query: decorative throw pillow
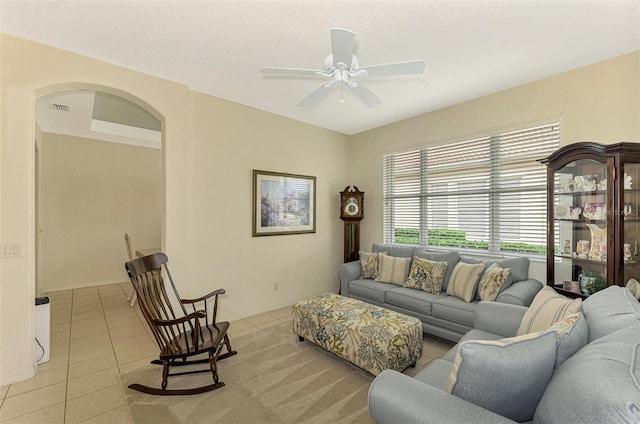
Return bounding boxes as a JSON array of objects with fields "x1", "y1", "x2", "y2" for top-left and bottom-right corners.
[
  {"x1": 359, "y1": 251, "x2": 385, "y2": 280},
  {"x1": 403, "y1": 256, "x2": 448, "y2": 294},
  {"x1": 446, "y1": 330, "x2": 558, "y2": 422},
  {"x1": 516, "y1": 286, "x2": 582, "y2": 336},
  {"x1": 446, "y1": 262, "x2": 485, "y2": 302},
  {"x1": 375, "y1": 255, "x2": 411, "y2": 285},
  {"x1": 547, "y1": 312, "x2": 589, "y2": 369},
  {"x1": 413, "y1": 250, "x2": 460, "y2": 291},
  {"x1": 476, "y1": 263, "x2": 512, "y2": 301}
]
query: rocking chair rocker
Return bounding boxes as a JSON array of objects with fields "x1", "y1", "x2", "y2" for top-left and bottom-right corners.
[{"x1": 125, "y1": 253, "x2": 237, "y2": 395}]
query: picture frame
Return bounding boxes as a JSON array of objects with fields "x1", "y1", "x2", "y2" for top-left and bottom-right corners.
[{"x1": 252, "y1": 170, "x2": 316, "y2": 237}]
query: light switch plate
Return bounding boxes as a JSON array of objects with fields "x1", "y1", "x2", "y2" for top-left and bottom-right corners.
[{"x1": 1, "y1": 243, "x2": 23, "y2": 258}]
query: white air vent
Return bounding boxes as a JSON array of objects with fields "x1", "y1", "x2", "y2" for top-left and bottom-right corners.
[{"x1": 49, "y1": 103, "x2": 71, "y2": 112}]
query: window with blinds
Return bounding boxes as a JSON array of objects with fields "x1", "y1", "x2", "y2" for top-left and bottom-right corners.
[{"x1": 383, "y1": 122, "x2": 559, "y2": 256}]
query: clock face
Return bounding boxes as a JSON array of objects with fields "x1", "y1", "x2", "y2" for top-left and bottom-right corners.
[
  {"x1": 340, "y1": 188, "x2": 364, "y2": 221},
  {"x1": 344, "y1": 196, "x2": 359, "y2": 216}
]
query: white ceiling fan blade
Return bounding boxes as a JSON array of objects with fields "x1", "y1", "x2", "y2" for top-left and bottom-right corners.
[
  {"x1": 348, "y1": 82, "x2": 382, "y2": 108},
  {"x1": 330, "y1": 28, "x2": 355, "y2": 69},
  {"x1": 297, "y1": 81, "x2": 337, "y2": 109},
  {"x1": 358, "y1": 60, "x2": 426, "y2": 78},
  {"x1": 260, "y1": 67, "x2": 326, "y2": 77}
]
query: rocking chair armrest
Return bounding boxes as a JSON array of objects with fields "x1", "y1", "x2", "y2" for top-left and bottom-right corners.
[
  {"x1": 181, "y1": 288, "x2": 226, "y2": 304},
  {"x1": 153, "y1": 310, "x2": 206, "y2": 327}
]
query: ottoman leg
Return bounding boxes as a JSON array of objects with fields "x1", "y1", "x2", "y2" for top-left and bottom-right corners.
[{"x1": 298, "y1": 336, "x2": 305, "y2": 342}]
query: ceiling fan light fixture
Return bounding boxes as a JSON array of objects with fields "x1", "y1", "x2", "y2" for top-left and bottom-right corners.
[{"x1": 260, "y1": 28, "x2": 425, "y2": 108}]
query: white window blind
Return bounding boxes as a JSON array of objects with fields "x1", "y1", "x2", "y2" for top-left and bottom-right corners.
[{"x1": 383, "y1": 122, "x2": 559, "y2": 256}]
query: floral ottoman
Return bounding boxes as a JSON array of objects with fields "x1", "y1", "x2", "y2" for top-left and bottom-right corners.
[{"x1": 292, "y1": 293, "x2": 423, "y2": 376}]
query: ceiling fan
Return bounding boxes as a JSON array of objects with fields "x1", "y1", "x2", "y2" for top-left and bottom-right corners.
[{"x1": 259, "y1": 28, "x2": 426, "y2": 108}]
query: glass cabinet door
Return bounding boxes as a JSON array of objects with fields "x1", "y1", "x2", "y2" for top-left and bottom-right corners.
[
  {"x1": 622, "y1": 161, "x2": 640, "y2": 286},
  {"x1": 541, "y1": 142, "x2": 640, "y2": 298},
  {"x1": 553, "y1": 159, "x2": 608, "y2": 296}
]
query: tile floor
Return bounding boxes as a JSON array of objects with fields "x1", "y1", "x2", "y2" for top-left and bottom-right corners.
[{"x1": 0, "y1": 282, "x2": 292, "y2": 424}]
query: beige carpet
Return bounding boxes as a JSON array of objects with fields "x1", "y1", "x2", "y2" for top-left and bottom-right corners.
[{"x1": 119, "y1": 321, "x2": 453, "y2": 424}]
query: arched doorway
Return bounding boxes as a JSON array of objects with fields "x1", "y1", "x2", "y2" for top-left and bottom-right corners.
[{"x1": 34, "y1": 86, "x2": 164, "y2": 294}]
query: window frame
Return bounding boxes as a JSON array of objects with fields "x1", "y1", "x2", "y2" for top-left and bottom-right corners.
[{"x1": 382, "y1": 122, "x2": 560, "y2": 258}]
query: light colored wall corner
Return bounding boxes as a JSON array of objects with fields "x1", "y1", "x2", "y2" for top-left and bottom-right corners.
[
  {"x1": 39, "y1": 133, "x2": 161, "y2": 291},
  {"x1": 0, "y1": 33, "x2": 189, "y2": 385},
  {"x1": 187, "y1": 92, "x2": 349, "y2": 321},
  {"x1": 348, "y1": 51, "x2": 640, "y2": 265}
]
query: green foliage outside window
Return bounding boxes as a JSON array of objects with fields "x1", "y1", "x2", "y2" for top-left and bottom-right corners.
[
  {"x1": 393, "y1": 227, "x2": 546, "y2": 255},
  {"x1": 394, "y1": 227, "x2": 421, "y2": 244}
]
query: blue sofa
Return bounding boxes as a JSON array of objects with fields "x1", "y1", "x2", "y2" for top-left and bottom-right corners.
[
  {"x1": 368, "y1": 285, "x2": 640, "y2": 423},
  {"x1": 338, "y1": 243, "x2": 543, "y2": 343}
]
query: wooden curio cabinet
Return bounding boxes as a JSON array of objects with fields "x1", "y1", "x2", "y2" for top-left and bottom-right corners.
[{"x1": 539, "y1": 142, "x2": 640, "y2": 298}]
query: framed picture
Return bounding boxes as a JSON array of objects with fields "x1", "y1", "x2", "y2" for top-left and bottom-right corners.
[{"x1": 252, "y1": 170, "x2": 316, "y2": 236}]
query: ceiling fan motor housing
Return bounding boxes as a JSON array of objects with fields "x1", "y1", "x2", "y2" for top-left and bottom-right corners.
[
  {"x1": 259, "y1": 28, "x2": 425, "y2": 108},
  {"x1": 323, "y1": 54, "x2": 360, "y2": 72}
]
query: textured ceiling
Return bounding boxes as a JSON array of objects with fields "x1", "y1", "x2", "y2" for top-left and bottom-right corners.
[{"x1": 2, "y1": 0, "x2": 639, "y2": 135}]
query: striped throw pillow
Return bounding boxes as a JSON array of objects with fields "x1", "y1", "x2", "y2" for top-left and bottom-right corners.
[
  {"x1": 516, "y1": 287, "x2": 582, "y2": 336},
  {"x1": 446, "y1": 262, "x2": 485, "y2": 302},
  {"x1": 375, "y1": 255, "x2": 411, "y2": 285}
]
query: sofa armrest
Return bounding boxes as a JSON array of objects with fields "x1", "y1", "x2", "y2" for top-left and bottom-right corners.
[
  {"x1": 496, "y1": 278, "x2": 543, "y2": 307},
  {"x1": 368, "y1": 370, "x2": 516, "y2": 424},
  {"x1": 338, "y1": 261, "x2": 361, "y2": 297},
  {"x1": 473, "y1": 301, "x2": 528, "y2": 338}
]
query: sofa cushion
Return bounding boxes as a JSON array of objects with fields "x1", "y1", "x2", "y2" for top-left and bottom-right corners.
[
  {"x1": 413, "y1": 250, "x2": 460, "y2": 290},
  {"x1": 375, "y1": 255, "x2": 411, "y2": 285},
  {"x1": 493, "y1": 257, "x2": 529, "y2": 283},
  {"x1": 372, "y1": 243, "x2": 415, "y2": 258},
  {"x1": 431, "y1": 296, "x2": 478, "y2": 327},
  {"x1": 476, "y1": 263, "x2": 512, "y2": 301},
  {"x1": 349, "y1": 280, "x2": 395, "y2": 304},
  {"x1": 446, "y1": 330, "x2": 558, "y2": 422},
  {"x1": 533, "y1": 324, "x2": 640, "y2": 424},
  {"x1": 385, "y1": 287, "x2": 443, "y2": 316},
  {"x1": 413, "y1": 359, "x2": 454, "y2": 391},
  {"x1": 517, "y1": 287, "x2": 582, "y2": 336},
  {"x1": 403, "y1": 257, "x2": 448, "y2": 294},
  {"x1": 359, "y1": 251, "x2": 385, "y2": 280},
  {"x1": 582, "y1": 285, "x2": 640, "y2": 342},
  {"x1": 446, "y1": 262, "x2": 485, "y2": 302},
  {"x1": 461, "y1": 255, "x2": 529, "y2": 284}
]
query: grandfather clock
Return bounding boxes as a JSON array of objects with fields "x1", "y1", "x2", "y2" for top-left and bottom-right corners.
[{"x1": 340, "y1": 186, "x2": 364, "y2": 263}]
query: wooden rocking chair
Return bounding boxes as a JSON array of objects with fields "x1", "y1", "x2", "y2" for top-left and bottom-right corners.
[{"x1": 125, "y1": 252, "x2": 237, "y2": 395}]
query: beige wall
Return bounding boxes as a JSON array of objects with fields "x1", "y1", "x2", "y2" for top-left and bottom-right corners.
[
  {"x1": 188, "y1": 93, "x2": 349, "y2": 317},
  {"x1": 39, "y1": 133, "x2": 162, "y2": 291},
  {"x1": 348, "y1": 51, "x2": 640, "y2": 283},
  {"x1": 0, "y1": 33, "x2": 347, "y2": 385}
]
